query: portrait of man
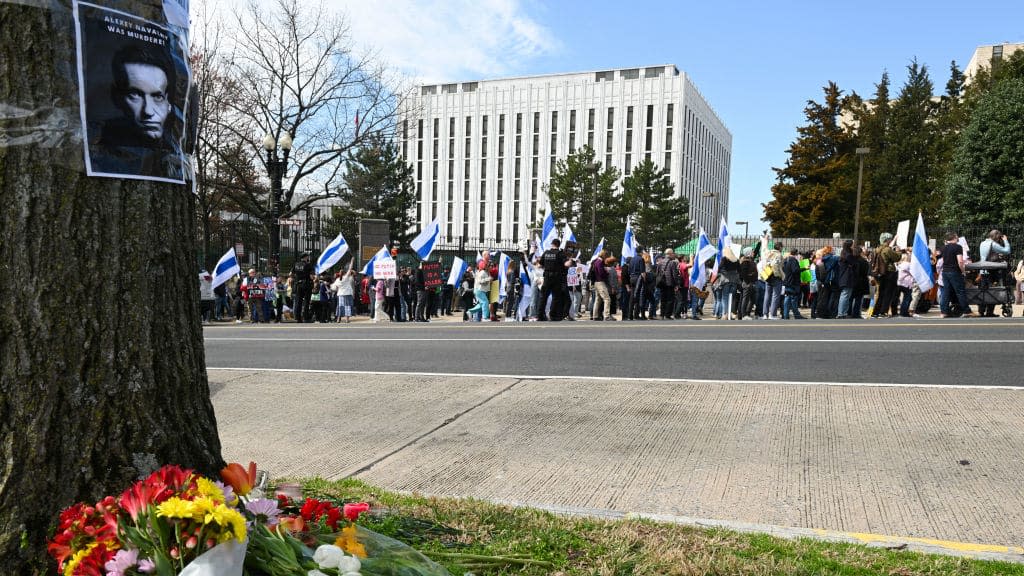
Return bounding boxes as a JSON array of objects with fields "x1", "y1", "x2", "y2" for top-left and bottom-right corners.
[{"x1": 76, "y1": 3, "x2": 189, "y2": 183}]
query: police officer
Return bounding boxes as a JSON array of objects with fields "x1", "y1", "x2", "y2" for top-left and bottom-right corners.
[
  {"x1": 291, "y1": 252, "x2": 315, "y2": 322},
  {"x1": 537, "y1": 239, "x2": 573, "y2": 321}
]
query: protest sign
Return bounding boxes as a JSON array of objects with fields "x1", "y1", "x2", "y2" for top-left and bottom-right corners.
[{"x1": 422, "y1": 261, "x2": 443, "y2": 288}]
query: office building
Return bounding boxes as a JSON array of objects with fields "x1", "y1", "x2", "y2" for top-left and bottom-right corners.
[{"x1": 400, "y1": 65, "x2": 731, "y2": 248}]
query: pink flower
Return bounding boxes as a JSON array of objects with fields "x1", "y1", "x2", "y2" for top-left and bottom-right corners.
[
  {"x1": 138, "y1": 558, "x2": 156, "y2": 573},
  {"x1": 342, "y1": 502, "x2": 370, "y2": 522},
  {"x1": 245, "y1": 498, "x2": 282, "y2": 526},
  {"x1": 104, "y1": 548, "x2": 139, "y2": 576}
]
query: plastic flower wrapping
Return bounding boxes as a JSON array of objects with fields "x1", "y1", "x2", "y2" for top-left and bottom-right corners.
[{"x1": 48, "y1": 462, "x2": 450, "y2": 576}]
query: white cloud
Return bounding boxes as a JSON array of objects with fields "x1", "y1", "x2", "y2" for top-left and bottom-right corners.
[{"x1": 337, "y1": 0, "x2": 558, "y2": 83}]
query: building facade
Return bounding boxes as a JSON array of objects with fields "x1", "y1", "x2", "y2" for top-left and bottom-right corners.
[
  {"x1": 964, "y1": 42, "x2": 1024, "y2": 83},
  {"x1": 400, "y1": 65, "x2": 731, "y2": 249}
]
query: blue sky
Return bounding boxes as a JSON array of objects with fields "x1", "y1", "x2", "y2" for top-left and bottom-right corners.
[{"x1": 339, "y1": 0, "x2": 1024, "y2": 233}]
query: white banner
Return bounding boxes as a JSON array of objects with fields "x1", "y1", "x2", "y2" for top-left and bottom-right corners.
[{"x1": 374, "y1": 259, "x2": 397, "y2": 279}]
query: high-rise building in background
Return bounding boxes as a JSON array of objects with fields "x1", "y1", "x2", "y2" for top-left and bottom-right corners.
[
  {"x1": 400, "y1": 65, "x2": 731, "y2": 249},
  {"x1": 964, "y1": 42, "x2": 1024, "y2": 83}
]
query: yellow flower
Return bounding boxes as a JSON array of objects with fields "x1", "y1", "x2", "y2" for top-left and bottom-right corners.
[
  {"x1": 195, "y1": 477, "x2": 226, "y2": 504},
  {"x1": 192, "y1": 497, "x2": 218, "y2": 523},
  {"x1": 156, "y1": 497, "x2": 194, "y2": 519},
  {"x1": 208, "y1": 504, "x2": 247, "y2": 543},
  {"x1": 63, "y1": 542, "x2": 98, "y2": 576},
  {"x1": 334, "y1": 525, "x2": 367, "y2": 558}
]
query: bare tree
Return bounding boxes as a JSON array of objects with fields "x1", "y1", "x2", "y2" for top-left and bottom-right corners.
[{"x1": 207, "y1": 0, "x2": 405, "y2": 269}]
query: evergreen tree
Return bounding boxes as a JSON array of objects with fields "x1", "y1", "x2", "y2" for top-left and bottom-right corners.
[
  {"x1": 941, "y1": 78, "x2": 1024, "y2": 226},
  {"x1": 853, "y1": 71, "x2": 891, "y2": 237},
  {"x1": 338, "y1": 134, "x2": 416, "y2": 246},
  {"x1": 621, "y1": 159, "x2": 691, "y2": 250},
  {"x1": 763, "y1": 82, "x2": 857, "y2": 236},
  {"x1": 868, "y1": 60, "x2": 941, "y2": 231},
  {"x1": 544, "y1": 145, "x2": 622, "y2": 253},
  {"x1": 932, "y1": 61, "x2": 968, "y2": 199}
]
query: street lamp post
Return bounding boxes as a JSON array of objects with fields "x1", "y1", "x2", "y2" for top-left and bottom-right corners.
[
  {"x1": 735, "y1": 220, "x2": 749, "y2": 240},
  {"x1": 854, "y1": 147, "x2": 870, "y2": 245},
  {"x1": 586, "y1": 161, "x2": 601, "y2": 255},
  {"x1": 263, "y1": 132, "x2": 293, "y2": 274}
]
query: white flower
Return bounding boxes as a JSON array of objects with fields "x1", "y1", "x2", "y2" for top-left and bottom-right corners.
[
  {"x1": 308, "y1": 571, "x2": 328, "y2": 576},
  {"x1": 341, "y1": 572, "x2": 361, "y2": 576},
  {"x1": 312, "y1": 545, "x2": 344, "y2": 569},
  {"x1": 337, "y1": 555, "x2": 362, "y2": 573}
]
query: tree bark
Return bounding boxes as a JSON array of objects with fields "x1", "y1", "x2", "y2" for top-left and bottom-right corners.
[{"x1": 0, "y1": 2, "x2": 223, "y2": 573}]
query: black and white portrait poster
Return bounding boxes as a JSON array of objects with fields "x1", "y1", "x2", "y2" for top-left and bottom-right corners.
[{"x1": 74, "y1": 2, "x2": 190, "y2": 184}]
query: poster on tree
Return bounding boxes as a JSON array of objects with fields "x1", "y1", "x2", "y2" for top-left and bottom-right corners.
[{"x1": 74, "y1": 1, "x2": 190, "y2": 183}]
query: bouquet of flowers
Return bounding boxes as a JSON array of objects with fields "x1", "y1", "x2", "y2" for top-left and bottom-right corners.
[
  {"x1": 49, "y1": 462, "x2": 450, "y2": 576},
  {"x1": 48, "y1": 464, "x2": 248, "y2": 576}
]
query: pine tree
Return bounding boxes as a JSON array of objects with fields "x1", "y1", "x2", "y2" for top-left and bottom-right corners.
[
  {"x1": 763, "y1": 82, "x2": 857, "y2": 236},
  {"x1": 338, "y1": 134, "x2": 416, "y2": 246},
  {"x1": 621, "y1": 159, "x2": 691, "y2": 250},
  {"x1": 543, "y1": 145, "x2": 622, "y2": 254},
  {"x1": 868, "y1": 60, "x2": 941, "y2": 232},
  {"x1": 941, "y1": 78, "x2": 1024, "y2": 226}
]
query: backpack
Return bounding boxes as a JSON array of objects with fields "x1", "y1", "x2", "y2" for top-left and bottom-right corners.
[{"x1": 869, "y1": 250, "x2": 887, "y2": 278}]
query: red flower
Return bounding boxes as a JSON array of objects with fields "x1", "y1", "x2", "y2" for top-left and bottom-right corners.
[
  {"x1": 299, "y1": 498, "x2": 343, "y2": 530},
  {"x1": 220, "y1": 462, "x2": 257, "y2": 496},
  {"x1": 119, "y1": 480, "x2": 162, "y2": 521},
  {"x1": 343, "y1": 502, "x2": 370, "y2": 522}
]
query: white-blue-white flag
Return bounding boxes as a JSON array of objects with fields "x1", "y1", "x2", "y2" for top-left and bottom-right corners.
[
  {"x1": 690, "y1": 228, "x2": 716, "y2": 290},
  {"x1": 517, "y1": 263, "x2": 533, "y2": 320},
  {"x1": 211, "y1": 247, "x2": 240, "y2": 289},
  {"x1": 498, "y1": 252, "x2": 511, "y2": 300},
  {"x1": 410, "y1": 218, "x2": 441, "y2": 260},
  {"x1": 562, "y1": 223, "x2": 576, "y2": 245},
  {"x1": 910, "y1": 212, "x2": 935, "y2": 292},
  {"x1": 316, "y1": 232, "x2": 349, "y2": 274},
  {"x1": 541, "y1": 204, "x2": 558, "y2": 250},
  {"x1": 622, "y1": 218, "x2": 637, "y2": 263},
  {"x1": 712, "y1": 217, "x2": 731, "y2": 276},
  {"x1": 589, "y1": 237, "x2": 606, "y2": 263},
  {"x1": 447, "y1": 257, "x2": 468, "y2": 286},
  {"x1": 360, "y1": 245, "x2": 390, "y2": 276}
]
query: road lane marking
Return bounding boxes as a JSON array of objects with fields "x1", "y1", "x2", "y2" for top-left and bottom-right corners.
[
  {"x1": 206, "y1": 367, "x2": 1024, "y2": 390},
  {"x1": 205, "y1": 337, "x2": 1024, "y2": 344}
]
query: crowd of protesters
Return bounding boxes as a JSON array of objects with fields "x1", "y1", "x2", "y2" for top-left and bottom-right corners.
[{"x1": 198, "y1": 229, "x2": 1020, "y2": 324}]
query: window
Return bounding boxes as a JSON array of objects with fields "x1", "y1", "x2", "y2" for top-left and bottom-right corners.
[
  {"x1": 993, "y1": 45, "x2": 1004, "y2": 59},
  {"x1": 418, "y1": 119, "x2": 424, "y2": 138},
  {"x1": 461, "y1": 82, "x2": 478, "y2": 92},
  {"x1": 481, "y1": 137, "x2": 487, "y2": 157},
  {"x1": 482, "y1": 115, "x2": 488, "y2": 136},
  {"x1": 465, "y1": 117, "x2": 471, "y2": 137},
  {"x1": 587, "y1": 108, "x2": 595, "y2": 131},
  {"x1": 533, "y1": 112, "x2": 540, "y2": 133},
  {"x1": 499, "y1": 114, "x2": 505, "y2": 135},
  {"x1": 666, "y1": 104, "x2": 674, "y2": 126},
  {"x1": 441, "y1": 83, "x2": 457, "y2": 94},
  {"x1": 646, "y1": 105, "x2": 654, "y2": 128},
  {"x1": 620, "y1": 68, "x2": 639, "y2": 80},
  {"x1": 626, "y1": 106, "x2": 633, "y2": 129},
  {"x1": 516, "y1": 113, "x2": 522, "y2": 134},
  {"x1": 421, "y1": 85, "x2": 436, "y2": 95},
  {"x1": 551, "y1": 111, "x2": 558, "y2": 130},
  {"x1": 625, "y1": 154, "x2": 631, "y2": 175},
  {"x1": 515, "y1": 136, "x2": 522, "y2": 156},
  {"x1": 644, "y1": 66, "x2": 664, "y2": 78},
  {"x1": 569, "y1": 110, "x2": 576, "y2": 132},
  {"x1": 665, "y1": 127, "x2": 673, "y2": 150},
  {"x1": 607, "y1": 107, "x2": 614, "y2": 128},
  {"x1": 594, "y1": 70, "x2": 615, "y2": 82},
  {"x1": 449, "y1": 117, "x2": 456, "y2": 136}
]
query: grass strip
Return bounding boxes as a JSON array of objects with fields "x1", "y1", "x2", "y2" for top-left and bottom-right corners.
[{"x1": 287, "y1": 476, "x2": 1024, "y2": 575}]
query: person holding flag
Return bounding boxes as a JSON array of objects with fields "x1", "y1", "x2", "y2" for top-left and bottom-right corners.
[{"x1": 689, "y1": 228, "x2": 717, "y2": 320}]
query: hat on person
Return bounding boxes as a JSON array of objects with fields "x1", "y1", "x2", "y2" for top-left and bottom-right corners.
[{"x1": 879, "y1": 232, "x2": 893, "y2": 244}]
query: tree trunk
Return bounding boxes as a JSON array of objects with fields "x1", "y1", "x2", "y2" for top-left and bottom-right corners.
[{"x1": 0, "y1": 3, "x2": 223, "y2": 573}]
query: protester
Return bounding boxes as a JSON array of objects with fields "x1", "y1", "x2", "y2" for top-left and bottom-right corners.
[
  {"x1": 291, "y1": 253, "x2": 315, "y2": 323},
  {"x1": 372, "y1": 277, "x2": 387, "y2": 323},
  {"x1": 738, "y1": 248, "x2": 758, "y2": 320},
  {"x1": 782, "y1": 248, "x2": 806, "y2": 319},
  {"x1": 538, "y1": 239, "x2": 571, "y2": 321},
  {"x1": 657, "y1": 249, "x2": 680, "y2": 319},
  {"x1": 198, "y1": 269, "x2": 214, "y2": 323},
  {"x1": 978, "y1": 229, "x2": 1011, "y2": 317},
  {"x1": 718, "y1": 248, "x2": 740, "y2": 320},
  {"x1": 939, "y1": 232, "x2": 975, "y2": 318},
  {"x1": 870, "y1": 233, "x2": 900, "y2": 318},
  {"x1": 467, "y1": 262, "x2": 491, "y2": 321}
]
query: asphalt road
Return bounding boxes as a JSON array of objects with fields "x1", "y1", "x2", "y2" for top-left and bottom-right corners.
[{"x1": 203, "y1": 318, "x2": 1024, "y2": 387}]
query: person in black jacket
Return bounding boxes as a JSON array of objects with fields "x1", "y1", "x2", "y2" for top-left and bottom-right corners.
[
  {"x1": 737, "y1": 249, "x2": 758, "y2": 320},
  {"x1": 538, "y1": 239, "x2": 572, "y2": 321},
  {"x1": 836, "y1": 239, "x2": 856, "y2": 318},
  {"x1": 782, "y1": 248, "x2": 806, "y2": 319}
]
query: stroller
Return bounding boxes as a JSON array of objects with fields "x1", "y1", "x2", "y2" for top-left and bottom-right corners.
[{"x1": 965, "y1": 261, "x2": 1013, "y2": 317}]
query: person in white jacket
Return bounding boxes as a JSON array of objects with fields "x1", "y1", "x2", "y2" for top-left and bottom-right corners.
[{"x1": 331, "y1": 269, "x2": 357, "y2": 323}]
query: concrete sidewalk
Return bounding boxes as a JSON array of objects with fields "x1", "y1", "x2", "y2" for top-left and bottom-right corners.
[{"x1": 210, "y1": 369, "x2": 1024, "y2": 560}]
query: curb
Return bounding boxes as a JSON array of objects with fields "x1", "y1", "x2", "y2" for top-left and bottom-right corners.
[{"x1": 464, "y1": 497, "x2": 1024, "y2": 564}]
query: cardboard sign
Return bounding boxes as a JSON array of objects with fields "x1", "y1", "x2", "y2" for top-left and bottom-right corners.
[
  {"x1": 567, "y1": 267, "x2": 580, "y2": 287},
  {"x1": 895, "y1": 220, "x2": 910, "y2": 250},
  {"x1": 374, "y1": 259, "x2": 397, "y2": 279},
  {"x1": 422, "y1": 261, "x2": 443, "y2": 288}
]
